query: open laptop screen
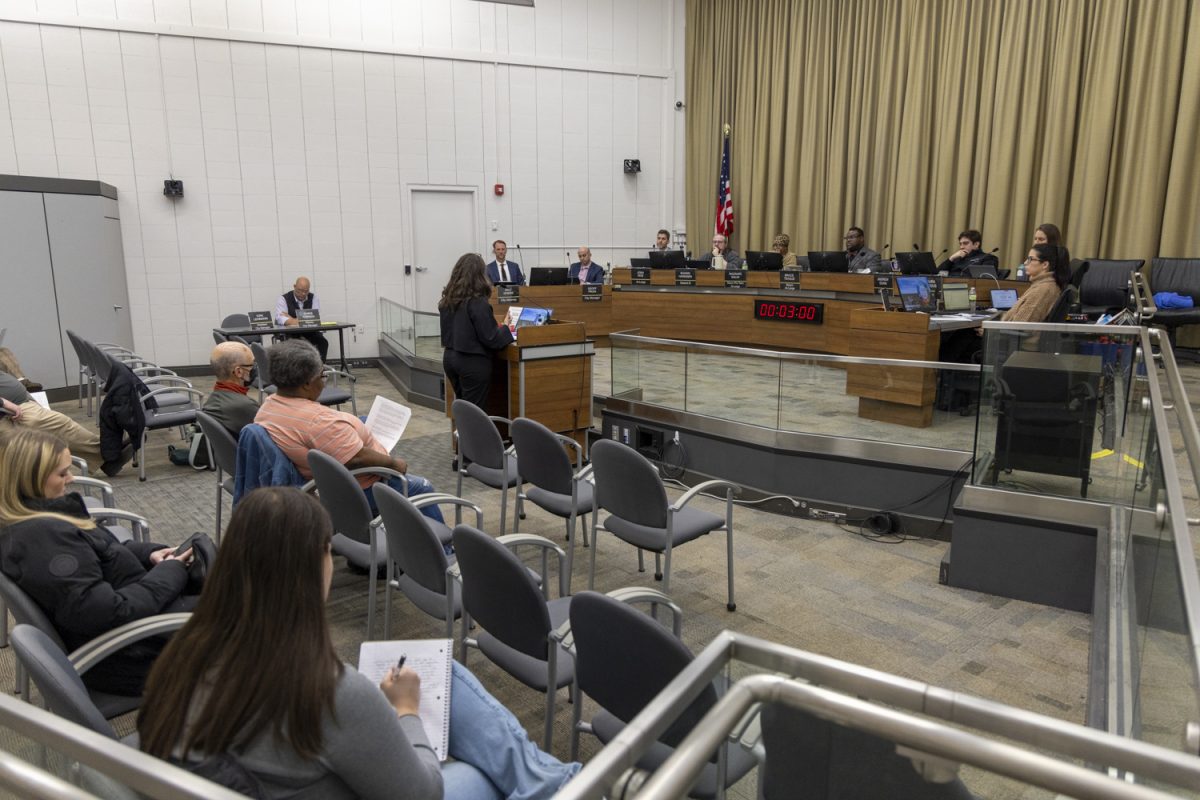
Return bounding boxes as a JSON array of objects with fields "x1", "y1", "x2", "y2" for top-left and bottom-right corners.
[
  {"x1": 896, "y1": 276, "x2": 936, "y2": 313},
  {"x1": 990, "y1": 289, "x2": 1018, "y2": 310}
]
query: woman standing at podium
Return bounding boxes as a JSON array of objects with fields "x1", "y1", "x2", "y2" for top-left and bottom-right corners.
[{"x1": 439, "y1": 253, "x2": 514, "y2": 408}]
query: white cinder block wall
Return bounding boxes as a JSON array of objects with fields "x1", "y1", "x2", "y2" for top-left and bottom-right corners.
[{"x1": 0, "y1": 0, "x2": 686, "y2": 366}]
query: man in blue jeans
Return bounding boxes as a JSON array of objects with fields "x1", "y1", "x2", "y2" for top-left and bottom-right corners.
[{"x1": 255, "y1": 340, "x2": 445, "y2": 525}]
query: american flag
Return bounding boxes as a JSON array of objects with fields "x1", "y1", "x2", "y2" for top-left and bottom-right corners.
[{"x1": 714, "y1": 129, "x2": 734, "y2": 236}]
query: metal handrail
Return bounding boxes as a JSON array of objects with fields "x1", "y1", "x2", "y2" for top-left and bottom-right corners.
[
  {"x1": 608, "y1": 332, "x2": 983, "y2": 372},
  {"x1": 0, "y1": 693, "x2": 244, "y2": 799},
  {"x1": 1139, "y1": 328, "x2": 1200, "y2": 713},
  {"x1": 981, "y1": 320, "x2": 1145, "y2": 333},
  {"x1": 557, "y1": 630, "x2": 1200, "y2": 799}
]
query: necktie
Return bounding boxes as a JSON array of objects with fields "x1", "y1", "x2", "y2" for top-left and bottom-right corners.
[{"x1": 500, "y1": 263, "x2": 508, "y2": 282}]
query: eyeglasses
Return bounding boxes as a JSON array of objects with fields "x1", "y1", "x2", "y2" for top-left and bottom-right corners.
[
  {"x1": 239, "y1": 363, "x2": 256, "y2": 369},
  {"x1": 843, "y1": 234, "x2": 861, "y2": 240},
  {"x1": 1024, "y1": 256, "x2": 1043, "y2": 263}
]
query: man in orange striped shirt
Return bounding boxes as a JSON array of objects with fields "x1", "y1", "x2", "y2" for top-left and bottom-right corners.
[{"x1": 254, "y1": 340, "x2": 443, "y2": 523}]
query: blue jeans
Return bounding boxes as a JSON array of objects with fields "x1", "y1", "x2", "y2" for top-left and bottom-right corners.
[
  {"x1": 442, "y1": 662, "x2": 580, "y2": 800},
  {"x1": 365, "y1": 474, "x2": 446, "y2": 524}
]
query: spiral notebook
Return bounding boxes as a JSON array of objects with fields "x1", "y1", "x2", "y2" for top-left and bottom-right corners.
[{"x1": 357, "y1": 639, "x2": 453, "y2": 761}]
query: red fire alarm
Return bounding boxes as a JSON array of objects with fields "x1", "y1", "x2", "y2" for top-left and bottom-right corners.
[{"x1": 494, "y1": 183, "x2": 505, "y2": 196}]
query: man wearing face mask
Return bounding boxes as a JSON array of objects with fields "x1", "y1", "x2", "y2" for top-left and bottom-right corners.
[{"x1": 201, "y1": 341, "x2": 260, "y2": 438}]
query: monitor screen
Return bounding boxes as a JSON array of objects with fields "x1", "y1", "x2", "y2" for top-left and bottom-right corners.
[
  {"x1": 530, "y1": 267, "x2": 569, "y2": 286},
  {"x1": 807, "y1": 251, "x2": 849, "y2": 273},
  {"x1": 648, "y1": 249, "x2": 686, "y2": 269},
  {"x1": 895, "y1": 251, "x2": 938, "y2": 275},
  {"x1": 990, "y1": 289, "x2": 1018, "y2": 310},
  {"x1": 897, "y1": 276, "x2": 936, "y2": 313},
  {"x1": 942, "y1": 284, "x2": 970, "y2": 312},
  {"x1": 744, "y1": 251, "x2": 783, "y2": 271}
]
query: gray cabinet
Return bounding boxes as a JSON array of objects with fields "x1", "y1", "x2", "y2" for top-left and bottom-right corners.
[{"x1": 0, "y1": 176, "x2": 132, "y2": 391}]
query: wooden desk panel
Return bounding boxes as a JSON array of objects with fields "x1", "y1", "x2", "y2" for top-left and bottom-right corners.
[
  {"x1": 489, "y1": 285, "x2": 613, "y2": 335},
  {"x1": 846, "y1": 309, "x2": 940, "y2": 427}
]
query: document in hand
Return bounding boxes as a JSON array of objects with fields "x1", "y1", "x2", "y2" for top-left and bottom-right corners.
[
  {"x1": 364, "y1": 395, "x2": 412, "y2": 453},
  {"x1": 358, "y1": 639, "x2": 454, "y2": 761}
]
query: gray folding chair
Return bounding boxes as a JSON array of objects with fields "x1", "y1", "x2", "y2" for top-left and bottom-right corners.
[
  {"x1": 452, "y1": 399, "x2": 520, "y2": 535},
  {"x1": 588, "y1": 439, "x2": 739, "y2": 611},
  {"x1": 452, "y1": 523, "x2": 572, "y2": 750},
  {"x1": 196, "y1": 410, "x2": 238, "y2": 543},
  {"x1": 511, "y1": 417, "x2": 593, "y2": 593},
  {"x1": 306, "y1": 449, "x2": 408, "y2": 639},
  {"x1": 374, "y1": 482, "x2": 481, "y2": 643}
]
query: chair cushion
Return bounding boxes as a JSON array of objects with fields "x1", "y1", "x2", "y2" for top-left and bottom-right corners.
[
  {"x1": 318, "y1": 387, "x2": 352, "y2": 406},
  {"x1": 603, "y1": 505, "x2": 725, "y2": 552},
  {"x1": 148, "y1": 392, "x2": 190, "y2": 408},
  {"x1": 465, "y1": 452, "x2": 520, "y2": 490},
  {"x1": 526, "y1": 481, "x2": 595, "y2": 518},
  {"x1": 397, "y1": 574, "x2": 461, "y2": 622},
  {"x1": 428, "y1": 518, "x2": 453, "y2": 546},
  {"x1": 1152, "y1": 308, "x2": 1200, "y2": 326},
  {"x1": 90, "y1": 690, "x2": 142, "y2": 720},
  {"x1": 476, "y1": 596, "x2": 574, "y2": 691},
  {"x1": 591, "y1": 710, "x2": 757, "y2": 799},
  {"x1": 333, "y1": 530, "x2": 387, "y2": 570},
  {"x1": 144, "y1": 408, "x2": 198, "y2": 430}
]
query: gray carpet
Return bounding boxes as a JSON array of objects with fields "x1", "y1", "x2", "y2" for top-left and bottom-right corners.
[{"x1": 0, "y1": 369, "x2": 1114, "y2": 799}]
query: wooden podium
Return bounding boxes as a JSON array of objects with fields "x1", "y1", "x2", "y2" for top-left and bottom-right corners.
[
  {"x1": 445, "y1": 319, "x2": 595, "y2": 451},
  {"x1": 845, "y1": 308, "x2": 940, "y2": 427}
]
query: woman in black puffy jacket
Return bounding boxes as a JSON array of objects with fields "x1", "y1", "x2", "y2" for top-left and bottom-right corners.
[{"x1": 0, "y1": 428, "x2": 195, "y2": 696}]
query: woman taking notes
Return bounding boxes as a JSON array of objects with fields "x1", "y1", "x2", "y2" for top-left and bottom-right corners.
[
  {"x1": 439, "y1": 253, "x2": 515, "y2": 408},
  {"x1": 138, "y1": 487, "x2": 578, "y2": 800}
]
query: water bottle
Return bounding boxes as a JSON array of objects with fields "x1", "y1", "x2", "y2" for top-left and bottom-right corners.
[
  {"x1": 1015, "y1": 262, "x2": 1026, "y2": 280},
  {"x1": 968, "y1": 286, "x2": 977, "y2": 313},
  {"x1": 891, "y1": 258, "x2": 899, "y2": 273}
]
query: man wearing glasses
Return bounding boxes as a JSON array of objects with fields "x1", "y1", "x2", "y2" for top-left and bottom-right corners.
[
  {"x1": 202, "y1": 341, "x2": 260, "y2": 438},
  {"x1": 698, "y1": 233, "x2": 743, "y2": 270},
  {"x1": 844, "y1": 227, "x2": 882, "y2": 273}
]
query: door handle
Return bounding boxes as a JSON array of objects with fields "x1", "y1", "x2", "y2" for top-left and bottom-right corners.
[
  {"x1": 113, "y1": 305, "x2": 124, "y2": 311},
  {"x1": 414, "y1": 266, "x2": 428, "y2": 273}
]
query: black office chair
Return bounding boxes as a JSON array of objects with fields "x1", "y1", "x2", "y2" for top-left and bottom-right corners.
[
  {"x1": 1068, "y1": 259, "x2": 1090, "y2": 289},
  {"x1": 1076, "y1": 259, "x2": 1144, "y2": 318},
  {"x1": 1148, "y1": 258, "x2": 1200, "y2": 345},
  {"x1": 1044, "y1": 286, "x2": 1079, "y2": 324}
]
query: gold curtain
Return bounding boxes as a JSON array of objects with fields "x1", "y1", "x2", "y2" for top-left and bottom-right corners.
[{"x1": 685, "y1": 0, "x2": 1199, "y2": 273}]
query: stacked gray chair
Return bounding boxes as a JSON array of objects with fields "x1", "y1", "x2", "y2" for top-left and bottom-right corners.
[
  {"x1": 452, "y1": 523, "x2": 572, "y2": 750},
  {"x1": 568, "y1": 591, "x2": 757, "y2": 799},
  {"x1": 306, "y1": 449, "x2": 413, "y2": 639},
  {"x1": 510, "y1": 417, "x2": 593, "y2": 593},
  {"x1": 588, "y1": 439, "x2": 739, "y2": 611},
  {"x1": 374, "y1": 482, "x2": 481, "y2": 643},
  {"x1": 452, "y1": 399, "x2": 521, "y2": 535},
  {"x1": 195, "y1": 410, "x2": 239, "y2": 543}
]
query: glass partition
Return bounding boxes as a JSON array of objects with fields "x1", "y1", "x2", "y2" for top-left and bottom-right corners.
[
  {"x1": 608, "y1": 333, "x2": 983, "y2": 452},
  {"x1": 971, "y1": 322, "x2": 1141, "y2": 503},
  {"x1": 378, "y1": 297, "x2": 441, "y2": 362}
]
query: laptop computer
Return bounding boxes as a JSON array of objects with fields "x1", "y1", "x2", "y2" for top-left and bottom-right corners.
[
  {"x1": 686, "y1": 259, "x2": 713, "y2": 271},
  {"x1": 744, "y1": 251, "x2": 783, "y2": 271},
  {"x1": 895, "y1": 251, "x2": 938, "y2": 275},
  {"x1": 648, "y1": 249, "x2": 686, "y2": 269},
  {"x1": 896, "y1": 275, "x2": 936, "y2": 313},
  {"x1": 990, "y1": 289, "x2": 1018, "y2": 310},
  {"x1": 529, "y1": 267, "x2": 569, "y2": 286},
  {"x1": 807, "y1": 251, "x2": 849, "y2": 273},
  {"x1": 940, "y1": 284, "x2": 971, "y2": 313}
]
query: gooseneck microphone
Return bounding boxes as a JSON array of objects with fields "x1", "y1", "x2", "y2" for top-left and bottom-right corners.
[
  {"x1": 515, "y1": 243, "x2": 527, "y2": 285},
  {"x1": 912, "y1": 242, "x2": 921, "y2": 251},
  {"x1": 880, "y1": 243, "x2": 892, "y2": 258}
]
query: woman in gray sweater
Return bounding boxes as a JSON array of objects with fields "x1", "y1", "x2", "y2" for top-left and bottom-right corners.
[{"x1": 137, "y1": 487, "x2": 578, "y2": 799}]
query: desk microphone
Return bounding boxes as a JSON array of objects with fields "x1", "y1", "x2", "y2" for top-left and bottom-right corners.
[
  {"x1": 515, "y1": 244, "x2": 529, "y2": 286},
  {"x1": 935, "y1": 248, "x2": 948, "y2": 258},
  {"x1": 912, "y1": 242, "x2": 921, "y2": 252},
  {"x1": 880, "y1": 243, "x2": 891, "y2": 258},
  {"x1": 988, "y1": 247, "x2": 1000, "y2": 254}
]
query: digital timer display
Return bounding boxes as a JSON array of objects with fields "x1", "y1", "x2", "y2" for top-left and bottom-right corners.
[{"x1": 753, "y1": 299, "x2": 824, "y2": 323}]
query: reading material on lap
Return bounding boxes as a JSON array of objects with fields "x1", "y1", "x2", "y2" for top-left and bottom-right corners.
[
  {"x1": 358, "y1": 639, "x2": 454, "y2": 761},
  {"x1": 364, "y1": 395, "x2": 412, "y2": 453}
]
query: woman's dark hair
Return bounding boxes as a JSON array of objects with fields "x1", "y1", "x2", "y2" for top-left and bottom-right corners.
[
  {"x1": 438, "y1": 252, "x2": 492, "y2": 311},
  {"x1": 138, "y1": 488, "x2": 340, "y2": 761},
  {"x1": 1035, "y1": 223, "x2": 1062, "y2": 246},
  {"x1": 1032, "y1": 243, "x2": 1071, "y2": 290}
]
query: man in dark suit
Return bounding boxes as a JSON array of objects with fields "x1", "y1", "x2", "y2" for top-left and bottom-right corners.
[
  {"x1": 944, "y1": 229, "x2": 1000, "y2": 275},
  {"x1": 568, "y1": 246, "x2": 605, "y2": 284},
  {"x1": 485, "y1": 240, "x2": 525, "y2": 286}
]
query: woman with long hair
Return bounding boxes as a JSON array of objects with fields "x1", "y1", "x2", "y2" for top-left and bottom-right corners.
[
  {"x1": 1002, "y1": 243, "x2": 1071, "y2": 323},
  {"x1": 0, "y1": 429, "x2": 193, "y2": 696},
  {"x1": 1032, "y1": 223, "x2": 1062, "y2": 246},
  {"x1": 139, "y1": 487, "x2": 577, "y2": 800},
  {"x1": 439, "y1": 252, "x2": 514, "y2": 408}
]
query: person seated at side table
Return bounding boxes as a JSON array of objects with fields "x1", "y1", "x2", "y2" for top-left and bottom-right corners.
[
  {"x1": 253, "y1": 340, "x2": 444, "y2": 524},
  {"x1": 568, "y1": 246, "x2": 605, "y2": 284},
  {"x1": 201, "y1": 341, "x2": 260, "y2": 438},
  {"x1": 275, "y1": 276, "x2": 329, "y2": 362}
]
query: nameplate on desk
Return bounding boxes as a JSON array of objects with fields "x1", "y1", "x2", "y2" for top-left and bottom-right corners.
[
  {"x1": 675, "y1": 268, "x2": 697, "y2": 287},
  {"x1": 724, "y1": 269, "x2": 747, "y2": 289},
  {"x1": 296, "y1": 308, "x2": 322, "y2": 327},
  {"x1": 780, "y1": 269, "x2": 801, "y2": 291},
  {"x1": 631, "y1": 267, "x2": 652, "y2": 286},
  {"x1": 873, "y1": 274, "x2": 894, "y2": 290},
  {"x1": 247, "y1": 310, "x2": 274, "y2": 330},
  {"x1": 497, "y1": 284, "x2": 521, "y2": 304},
  {"x1": 581, "y1": 284, "x2": 603, "y2": 302}
]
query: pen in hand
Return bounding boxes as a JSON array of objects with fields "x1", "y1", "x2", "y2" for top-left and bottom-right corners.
[{"x1": 397, "y1": 655, "x2": 407, "y2": 670}]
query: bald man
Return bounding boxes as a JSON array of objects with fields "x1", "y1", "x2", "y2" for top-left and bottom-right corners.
[
  {"x1": 201, "y1": 341, "x2": 260, "y2": 437},
  {"x1": 275, "y1": 276, "x2": 329, "y2": 361},
  {"x1": 568, "y1": 246, "x2": 605, "y2": 284}
]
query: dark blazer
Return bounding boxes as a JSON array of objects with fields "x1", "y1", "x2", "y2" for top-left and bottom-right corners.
[
  {"x1": 568, "y1": 262, "x2": 605, "y2": 283},
  {"x1": 486, "y1": 260, "x2": 525, "y2": 286},
  {"x1": 440, "y1": 296, "x2": 515, "y2": 356}
]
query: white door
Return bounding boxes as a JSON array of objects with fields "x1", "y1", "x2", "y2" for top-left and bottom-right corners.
[{"x1": 409, "y1": 187, "x2": 478, "y2": 312}]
